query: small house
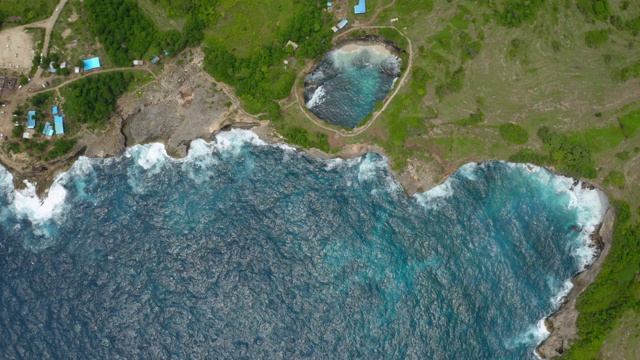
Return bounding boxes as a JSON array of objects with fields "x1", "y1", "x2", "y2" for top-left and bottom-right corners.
[
  {"x1": 60, "y1": 62, "x2": 67, "y2": 69},
  {"x1": 333, "y1": 19, "x2": 349, "y2": 32},
  {"x1": 327, "y1": 2, "x2": 333, "y2": 7},
  {"x1": 74, "y1": 67, "x2": 81, "y2": 74},
  {"x1": 23, "y1": 132, "x2": 30, "y2": 139},
  {"x1": 27, "y1": 110, "x2": 36, "y2": 129},
  {"x1": 52, "y1": 106, "x2": 58, "y2": 115},
  {"x1": 83, "y1": 57, "x2": 101, "y2": 71},
  {"x1": 163, "y1": 50, "x2": 170, "y2": 56},
  {"x1": 354, "y1": 0, "x2": 366, "y2": 14},
  {"x1": 133, "y1": 60, "x2": 144, "y2": 66},
  {"x1": 285, "y1": 40, "x2": 299, "y2": 51},
  {"x1": 54, "y1": 116, "x2": 64, "y2": 135},
  {"x1": 43, "y1": 122, "x2": 54, "y2": 137},
  {"x1": 151, "y1": 55, "x2": 160, "y2": 64}
]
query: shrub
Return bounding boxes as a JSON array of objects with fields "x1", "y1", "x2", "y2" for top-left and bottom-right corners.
[
  {"x1": 603, "y1": 171, "x2": 625, "y2": 188},
  {"x1": 499, "y1": 123, "x2": 529, "y2": 144},
  {"x1": 584, "y1": 29, "x2": 609, "y2": 48}
]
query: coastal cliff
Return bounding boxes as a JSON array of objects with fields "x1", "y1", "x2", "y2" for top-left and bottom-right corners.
[{"x1": 536, "y1": 206, "x2": 616, "y2": 358}]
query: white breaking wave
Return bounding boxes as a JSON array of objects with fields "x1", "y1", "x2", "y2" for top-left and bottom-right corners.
[
  {"x1": 306, "y1": 85, "x2": 326, "y2": 109},
  {"x1": 211, "y1": 128, "x2": 266, "y2": 156},
  {"x1": 505, "y1": 162, "x2": 609, "y2": 354},
  {"x1": 506, "y1": 319, "x2": 550, "y2": 350},
  {"x1": 127, "y1": 142, "x2": 169, "y2": 173},
  {"x1": 12, "y1": 180, "x2": 68, "y2": 226},
  {"x1": 457, "y1": 162, "x2": 479, "y2": 181},
  {"x1": 414, "y1": 180, "x2": 455, "y2": 211},
  {"x1": 356, "y1": 155, "x2": 388, "y2": 183}
]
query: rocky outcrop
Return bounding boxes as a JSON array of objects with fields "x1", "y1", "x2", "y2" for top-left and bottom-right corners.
[{"x1": 536, "y1": 207, "x2": 616, "y2": 358}]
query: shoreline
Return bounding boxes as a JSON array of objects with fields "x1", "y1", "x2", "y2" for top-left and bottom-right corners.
[
  {"x1": 535, "y1": 205, "x2": 615, "y2": 359},
  {"x1": 0, "y1": 125, "x2": 613, "y2": 358}
]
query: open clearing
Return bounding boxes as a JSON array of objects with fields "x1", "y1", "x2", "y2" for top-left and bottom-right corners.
[{"x1": 0, "y1": 27, "x2": 36, "y2": 73}]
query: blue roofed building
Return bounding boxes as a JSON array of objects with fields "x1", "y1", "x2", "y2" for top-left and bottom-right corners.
[
  {"x1": 327, "y1": 2, "x2": 333, "y2": 6},
  {"x1": 54, "y1": 116, "x2": 65, "y2": 135},
  {"x1": 27, "y1": 110, "x2": 36, "y2": 129},
  {"x1": 52, "y1": 106, "x2": 58, "y2": 115},
  {"x1": 333, "y1": 18, "x2": 349, "y2": 32},
  {"x1": 43, "y1": 122, "x2": 54, "y2": 137},
  {"x1": 83, "y1": 57, "x2": 101, "y2": 71},
  {"x1": 354, "y1": 0, "x2": 366, "y2": 14},
  {"x1": 151, "y1": 55, "x2": 160, "y2": 64}
]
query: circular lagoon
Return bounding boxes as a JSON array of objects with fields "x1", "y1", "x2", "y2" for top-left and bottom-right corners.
[{"x1": 304, "y1": 40, "x2": 401, "y2": 128}]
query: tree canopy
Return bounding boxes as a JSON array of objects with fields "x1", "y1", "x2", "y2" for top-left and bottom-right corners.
[{"x1": 63, "y1": 72, "x2": 135, "y2": 124}]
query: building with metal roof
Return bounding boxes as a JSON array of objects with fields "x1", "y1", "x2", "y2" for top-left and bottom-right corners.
[
  {"x1": 54, "y1": 116, "x2": 65, "y2": 135},
  {"x1": 333, "y1": 19, "x2": 349, "y2": 32},
  {"x1": 27, "y1": 110, "x2": 36, "y2": 129},
  {"x1": 83, "y1": 57, "x2": 101, "y2": 71},
  {"x1": 354, "y1": 0, "x2": 366, "y2": 14},
  {"x1": 52, "y1": 106, "x2": 58, "y2": 115},
  {"x1": 43, "y1": 122, "x2": 54, "y2": 137}
]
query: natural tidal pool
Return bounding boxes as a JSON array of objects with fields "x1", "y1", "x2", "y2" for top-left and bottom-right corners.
[
  {"x1": 304, "y1": 40, "x2": 401, "y2": 128},
  {"x1": 0, "y1": 130, "x2": 608, "y2": 359}
]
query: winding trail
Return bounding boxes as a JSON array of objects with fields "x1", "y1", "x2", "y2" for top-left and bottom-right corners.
[
  {"x1": 291, "y1": 25, "x2": 413, "y2": 138},
  {"x1": 33, "y1": 0, "x2": 69, "y2": 81}
]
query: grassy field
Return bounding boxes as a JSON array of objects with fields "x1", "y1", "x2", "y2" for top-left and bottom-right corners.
[
  {"x1": 0, "y1": 0, "x2": 57, "y2": 29},
  {"x1": 209, "y1": 0, "x2": 296, "y2": 57},
  {"x1": 48, "y1": 0, "x2": 113, "y2": 70},
  {"x1": 278, "y1": 0, "x2": 640, "y2": 208},
  {"x1": 137, "y1": 0, "x2": 185, "y2": 31}
]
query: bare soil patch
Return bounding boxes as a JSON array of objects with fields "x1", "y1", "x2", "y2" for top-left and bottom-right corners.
[{"x1": 0, "y1": 27, "x2": 36, "y2": 73}]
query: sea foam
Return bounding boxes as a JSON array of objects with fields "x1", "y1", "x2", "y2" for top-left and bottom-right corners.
[{"x1": 306, "y1": 85, "x2": 326, "y2": 109}]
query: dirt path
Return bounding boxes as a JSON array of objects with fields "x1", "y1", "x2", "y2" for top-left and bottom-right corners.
[
  {"x1": 292, "y1": 25, "x2": 413, "y2": 138},
  {"x1": 36, "y1": 66, "x2": 157, "y2": 94},
  {"x1": 362, "y1": 0, "x2": 397, "y2": 26},
  {"x1": 33, "y1": 0, "x2": 69, "y2": 81}
]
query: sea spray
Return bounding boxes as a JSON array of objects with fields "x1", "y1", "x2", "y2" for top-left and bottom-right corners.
[
  {"x1": 304, "y1": 42, "x2": 401, "y2": 127},
  {"x1": 0, "y1": 131, "x2": 608, "y2": 359}
]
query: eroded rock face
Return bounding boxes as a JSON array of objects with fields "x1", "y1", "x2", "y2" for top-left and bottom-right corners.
[
  {"x1": 536, "y1": 208, "x2": 615, "y2": 359},
  {"x1": 120, "y1": 49, "x2": 234, "y2": 157}
]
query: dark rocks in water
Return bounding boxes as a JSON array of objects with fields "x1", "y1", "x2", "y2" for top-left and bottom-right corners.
[{"x1": 303, "y1": 40, "x2": 401, "y2": 128}]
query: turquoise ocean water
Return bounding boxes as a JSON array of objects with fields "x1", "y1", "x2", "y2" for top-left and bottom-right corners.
[
  {"x1": 304, "y1": 45, "x2": 400, "y2": 127},
  {"x1": 0, "y1": 130, "x2": 608, "y2": 358}
]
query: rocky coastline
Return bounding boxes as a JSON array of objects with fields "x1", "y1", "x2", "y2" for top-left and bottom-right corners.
[
  {"x1": 0, "y1": 47, "x2": 613, "y2": 358},
  {"x1": 535, "y1": 205, "x2": 615, "y2": 358}
]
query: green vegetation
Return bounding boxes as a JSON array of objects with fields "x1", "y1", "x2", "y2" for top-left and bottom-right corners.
[
  {"x1": 614, "y1": 60, "x2": 640, "y2": 82},
  {"x1": 44, "y1": 139, "x2": 77, "y2": 161},
  {"x1": 604, "y1": 171, "x2": 626, "y2": 188},
  {"x1": 498, "y1": 0, "x2": 544, "y2": 28},
  {"x1": 63, "y1": 72, "x2": 136, "y2": 124},
  {"x1": 435, "y1": 67, "x2": 465, "y2": 99},
  {"x1": 499, "y1": 123, "x2": 529, "y2": 144},
  {"x1": 0, "y1": 0, "x2": 57, "y2": 28},
  {"x1": 84, "y1": 0, "x2": 187, "y2": 66},
  {"x1": 280, "y1": 127, "x2": 329, "y2": 153},
  {"x1": 204, "y1": 0, "x2": 332, "y2": 116},
  {"x1": 563, "y1": 201, "x2": 640, "y2": 359},
  {"x1": 456, "y1": 108, "x2": 484, "y2": 126},
  {"x1": 584, "y1": 29, "x2": 609, "y2": 48},
  {"x1": 576, "y1": 0, "x2": 611, "y2": 22},
  {"x1": 509, "y1": 127, "x2": 597, "y2": 178}
]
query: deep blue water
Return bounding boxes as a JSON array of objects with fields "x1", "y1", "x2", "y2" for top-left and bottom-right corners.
[
  {"x1": 0, "y1": 130, "x2": 607, "y2": 359},
  {"x1": 304, "y1": 44, "x2": 400, "y2": 128}
]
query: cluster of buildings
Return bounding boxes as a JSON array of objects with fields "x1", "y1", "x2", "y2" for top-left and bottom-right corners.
[
  {"x1": 24, "y1": 106, "x2": 65, "y2": 139},
  {"x1": 329, "y1": 0, "x2": 366, "y2": 32}
]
